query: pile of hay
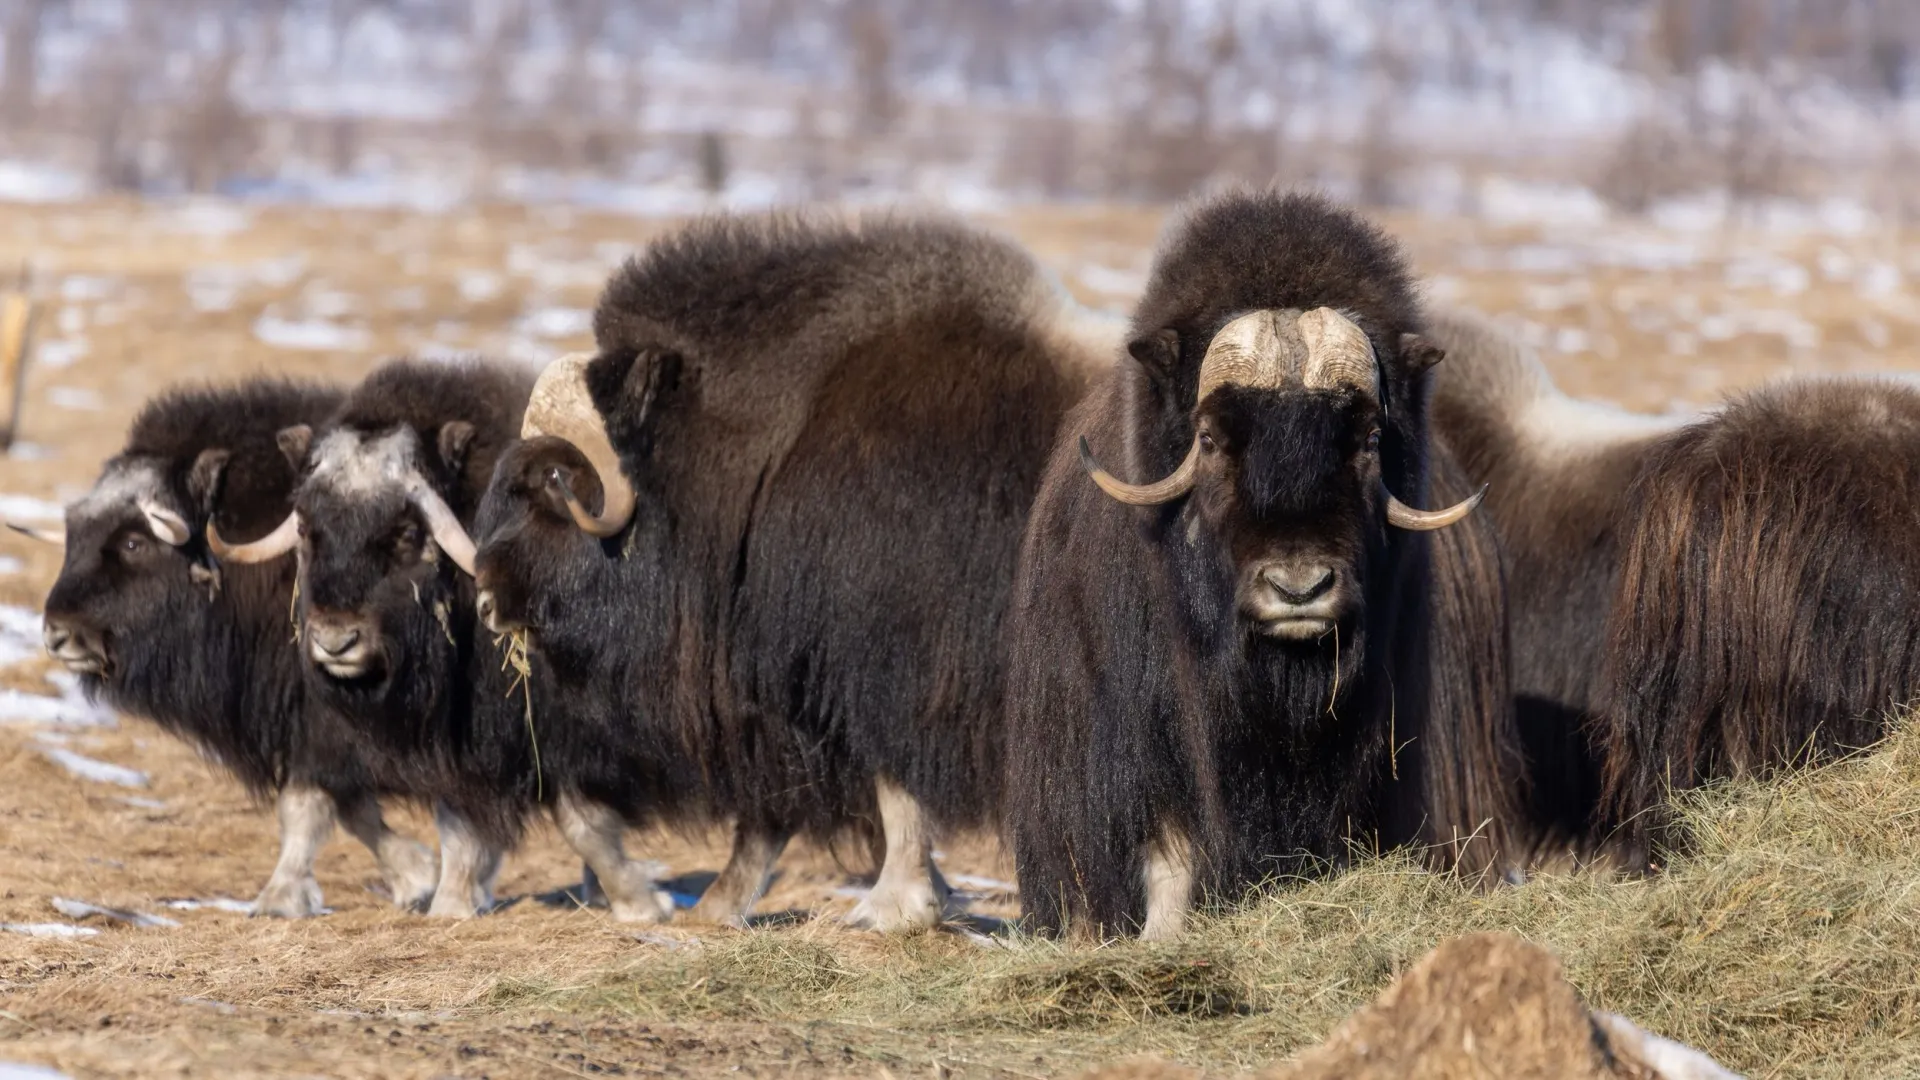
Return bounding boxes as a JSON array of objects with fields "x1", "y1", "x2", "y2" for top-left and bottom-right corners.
[{"x1": 512, "y1": 716, "x2": 1920, "y2": 1078}]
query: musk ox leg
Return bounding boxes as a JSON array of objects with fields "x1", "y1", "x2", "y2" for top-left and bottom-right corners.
[
  {"x1": 252, "y1": 784, "x2": 336, "y2": 919},
  {"x1": 688, "y1": 821, "x2": 790, "y2": 927},
  {"x1": 426, "y1": 801, "x2": 504, "y2": 919},
  {"x1": 334, "y1": 792, "x2": 437, "y2": 912},
  {"x1": 1139, "y1": 824, "x2": 1193, "y2": 942},
  {"x1": 553, "y1": 793, "x2": 672, "y2": 924},
  {"x1": 847, "y1": 777, "x2": 951, "y2": 933}
]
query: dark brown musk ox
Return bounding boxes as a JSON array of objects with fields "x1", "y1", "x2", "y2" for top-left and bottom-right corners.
[
  {"x1": 1424, "y1": 310, "x2": 1691, "y2": 863},
  {"x1": 1600, "y1": 376, "x2": 1920, "y2": 862},
  {"x1": 21, "y1": 379, "x2": 440, "y2": 917},
  {"x1": 469, "y1": 210, "x2": 1120, "y2": 929},
  {"x1": 206, "y1": 358, "x2": 569, "y2": 918},
  {"x1": 1002, "y1": 189, "x2": 1524, "y2": 939}
]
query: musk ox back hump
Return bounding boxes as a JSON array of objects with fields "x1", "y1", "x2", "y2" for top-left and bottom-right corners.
[{"x1": 1603, "y1": 378, "x2": 1920, "y2": 825}]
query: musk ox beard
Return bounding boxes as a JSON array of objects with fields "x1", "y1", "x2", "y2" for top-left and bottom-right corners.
[
  {"x1": 1003, "y1": 189, "x2": 1524, "y2": 939},
  {"x1": 32, "y1": 378, "x2": 440, "y2": 918},
  {"x1": 1601, "y1": 377, "x2": 1920, "y2": 863},
  {"x1": 471, "y1": 210, "x2": 1120, "y2": 930}
]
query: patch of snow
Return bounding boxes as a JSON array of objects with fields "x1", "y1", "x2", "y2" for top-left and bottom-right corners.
[
  {"x1": 0, "y1": 161, "x2": 90, "y2": 204},
  {"x1": 1477, "y1": 177, "x2": 1608, "y2": 227},
  {"x1": 163, "y1": 201, "x2": 255, "y2": 238},
  {"x1": 0, "y1": 556, "x2": 21, "y2": 575},
  {"x1": 250, "y1": 255, "x2": 309, "y2": 289},
  {"x1": 59, "y1": 276, "x2": 116, "y2": 303},
  {"x1": 119, "y1": 796, "x2": 167, "y2": 811},
  {"x1": 1074, "y1": 264, "x2": 1146, "y2": 297},
  {"x1": 51, "y1": 897, "x2": 179, "y2": 928},
  {"x1": 163, "y1": 897, "x2": 254, "y2": 914},
  {"x1": 46, "y1": 386, "x2": 103, "y2": 411},
  {"x1": 458, "y1": 272, "x2": 502, "y2": 303},
  {"x1": 516, "y1": 306, "x2": 592, "y2": 340},
  {"x1": 0, "y1": 1064, "x2": 71, "y2": 1080},
  {"x1": 35, "y1": 338, "x2": 86, "y2": 369},
  {"x1": 253, "y1": 313, "x2": 369, "y2": 352},
  {"x1": 0, "y1": 922, "x2": 97, "y2": 939},
  {"x1": 0, "y1": 604, "x2": 47, "y2": 666},
  {"x1": 8, "y1": 442, "x2": 54, "y2": 461},
  {"x1": 38, "y1": 745, "x2": 148, "y2": 788},
  {"x1": 946, "y1": 873, "x2": 1017, "y2": 894}
]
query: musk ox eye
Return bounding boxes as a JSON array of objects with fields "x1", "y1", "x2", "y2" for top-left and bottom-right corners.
[
  {"x1": 121, "y1": 534, "x2": 146, "y2": 555},
  {"x1": 544, "y1": 466, "x2": 564, "y2": 488},
  {"x1": 1198, "y1": 431, "x2": 1216, "y2": 454},
  {"x1": 1365, "y1": 429, "x2": 1382, "y2": 453}
]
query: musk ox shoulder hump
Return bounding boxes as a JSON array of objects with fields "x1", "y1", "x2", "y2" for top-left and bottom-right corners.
[
  {"x1": 592, "y1": 210, "x2": 1111, "y2": 375},
  {"x1": 1131, "y1": 188, "x2": 1423, "y2": 345}
]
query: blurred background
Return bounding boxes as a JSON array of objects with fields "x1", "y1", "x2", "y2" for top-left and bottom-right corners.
[{"x1": 1, "y1": 0, "x2": 1918, "y2": 224}]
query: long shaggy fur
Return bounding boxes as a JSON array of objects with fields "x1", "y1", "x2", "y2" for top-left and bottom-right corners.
[
  {"x1": 476, "y1": 210, "x2": 1108, "y2": 857},
  {"x1": 1425, "y1": 311, "x2": 1688, "y2": 857},
  {"x1": 43, "y1": 379, "x2": 363, "y2": 800},
  {"x1": 1004, "y1": 190, "x2": 1522, "y2": 936},
  {"x1": 1601, "y1": 378, "x2": 1920, "y2": 856},
  {"x1": 290, "y1": 358, "x2": 539, "y2": 847}
]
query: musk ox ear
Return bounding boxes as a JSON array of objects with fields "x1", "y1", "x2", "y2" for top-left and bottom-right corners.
[
  {"x1": 437, "y1": 421, "x2": 477, "y2": 473},
  {"x1": 187, "y1": 448, "x2": 232, "y2": 514},
  {"x1": 1127, "y1": 329, "x2": 1181, "y2": 381},
  {"x1": 1400, "y1": 333, "x2": 1445, "y2": 374},
  {"x1": 276, "y1": 424, "x2": 313, "y2": 472}
]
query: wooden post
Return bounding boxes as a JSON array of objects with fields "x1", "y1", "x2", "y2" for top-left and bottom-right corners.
[{"x1": 0, "y1": 270, "x2": 35, "y2": 451}]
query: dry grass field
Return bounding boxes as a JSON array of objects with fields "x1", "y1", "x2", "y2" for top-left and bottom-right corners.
[{"x1": 1, "y1": 197, "x2": 1918, "y2": 1078}]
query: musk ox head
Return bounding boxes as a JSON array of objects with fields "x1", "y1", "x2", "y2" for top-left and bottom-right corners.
[
  {"x1": 471, "y1": 352, "x2": 643, "y2": 643},
  {"x1": 209, "y1": 423, "x2": 477, "y2": 685},
  {"x1": 1081, "y1": 307, "x2": 1480, "y2": 642},
  {"x1": 37, "y1": 455, "x2": 218, "y2": 680}
]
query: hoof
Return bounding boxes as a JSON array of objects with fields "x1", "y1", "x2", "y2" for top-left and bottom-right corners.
[
  {"x1": 252, "y1": 876, "x2": 325, "y2": 919},
  {"x1": 846, "y1": 879, "x2": 944, "y2": 933},
  {"x1": 384, "y1": 841, "x2": 439, "y2": 913}
]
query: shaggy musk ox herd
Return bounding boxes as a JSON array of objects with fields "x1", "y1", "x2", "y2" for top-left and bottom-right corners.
[{"x1": 21, "y1": 188, "x2": 1920, "y2": 939}]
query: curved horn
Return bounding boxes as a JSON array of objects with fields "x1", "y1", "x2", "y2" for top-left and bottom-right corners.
[
  {"x1": 207, "y1": 511, "x2": 302, "y2": 563},
  {"x1": 1079, "y1": 436, "x2": 1200, "y2": 506},
  {"x1": 1383, "y1": 483, "x2": 1486, "y2": 531},
  {"x1": 7, "y1": 521, "x2": 64, "y2": 545},
  {"x1": 405, "y1": 474, "x2": 477, "y2": 576},
  {"x1": 523, "y1": 352, "x2": 636, "y2": 539},
  {"x1": 138, "y1": 498, "x2": 190, "y2": 547}
]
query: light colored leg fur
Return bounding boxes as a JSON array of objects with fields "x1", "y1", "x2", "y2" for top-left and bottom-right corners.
[
  {"x1": 1140, "y1": 823, "x2": 1193, "y2": 942},
  {"x1": 334, "y1": 792, "x2": 437, "y2": 911},
  {"x1": 847, "y1": 776, "x2": 951, "y2": 933},
  {"x1": 553, "y1": 793, "x2": 671, "y2": 924},
  {"x1": 427, "y1": 801, "x2": 504, "y2": 918},
  {"x1": 688, "y1": 821, "x2": 789, "y2": 927},
  {"x1": 252, "y1": 784, "x2": 335, "y2": 918}
]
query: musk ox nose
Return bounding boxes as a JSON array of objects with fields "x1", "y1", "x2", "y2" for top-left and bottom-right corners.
[
  {"x1": 42, "y1": 617, "x2": 106, "y2": 674},
  {"x1": 311, "y1": 624, "x2": 360, "y2": 658},
  {"x1": 306, "y1": 613, "x2": 377, "y2": 677},
  {"x1": 1262, "y1": 565, "x2": 1336, "y2": 605}
]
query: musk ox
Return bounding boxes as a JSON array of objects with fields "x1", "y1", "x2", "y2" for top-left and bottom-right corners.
[
  {"x1": 1600, "y1": 377, "x2": 1920, "y2": 860},
  {"x1": 28, "y1": 379, "x2": 440, "y2": 917},
  {"x1": 208, "y1": 358, "x2": 556, "y2": 918},
  {"x1": 472, "y1": 210, "x2": 1118, "y2": 929},
  {"x1": 1003, "y1": 190, "x2": 1523, "y2": 939},
  {"x1": 1425, "y1": 311, "x2": 1689, "y2": 859}
]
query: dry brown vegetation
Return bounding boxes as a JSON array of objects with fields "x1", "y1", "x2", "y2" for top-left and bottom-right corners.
[{"x1": 0, "y1": 198, "x2": 1918, "y2": 1077}]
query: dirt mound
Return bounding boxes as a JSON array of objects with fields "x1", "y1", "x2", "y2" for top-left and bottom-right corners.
[{"x1": 1083, "y1": 934, "x2": 1740, "y2": 1080}]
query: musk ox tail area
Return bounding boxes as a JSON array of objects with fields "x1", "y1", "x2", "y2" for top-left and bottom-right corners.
[{"x1": 1601, "y1": 378, "x2": 1920, "y2": 860}]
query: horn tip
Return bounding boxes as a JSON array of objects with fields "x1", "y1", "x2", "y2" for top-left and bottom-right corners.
[{"x1": 1076, "y1": 436, "x2": 1098, "y2": 474}]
